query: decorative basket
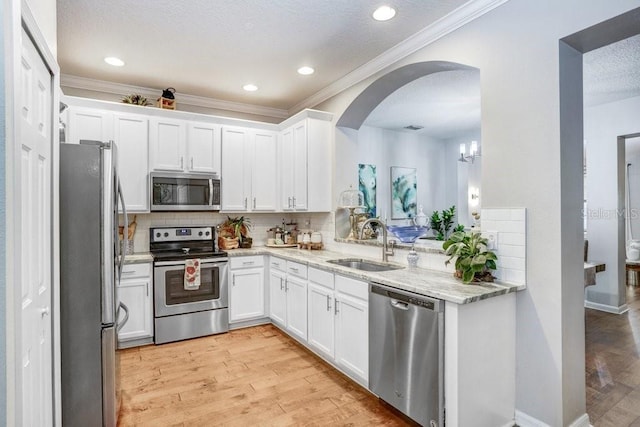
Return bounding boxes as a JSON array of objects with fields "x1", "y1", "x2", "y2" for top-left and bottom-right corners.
[{"x1": 218, "y1": 236, "x2": 239, "y2": 250}]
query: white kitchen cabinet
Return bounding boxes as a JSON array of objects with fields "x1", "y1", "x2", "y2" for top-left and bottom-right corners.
[
  {"x1": 229, "y1": 256, "x2": 266, "y2": 324},
  {"x1": 279, "y1": 114, "x2": 332, "y2": 212},
  {"x1": 307, "y1": 282, "x2": 335, "y2": 359},
  {"x1": 149, "y1": 117, "x2": 187, "y2": 171},
  {"x1": 187, "y1": 121, "x2": 221, "y2": 174},
  {"x1": 113, "y1": 113, "x2": 149, "y2": 212},
  {"x1": 269, "y1": 258, "x2": 307, "y2": 341},
  {"x1": 67, "y1": 107, "x2": 112, "y2": 144},
  {"x1": 221, "y1": 126, "x2": 277, "y2": 212},
  {"x1": 334, "y1": 275, "x2": 368, "y2": 385},
  {"x1": 117, "y1": 263, "x2": 153, "y2": 346}
]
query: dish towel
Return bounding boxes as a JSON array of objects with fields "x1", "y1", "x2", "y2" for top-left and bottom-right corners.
[{"x1": 184, "y1": 259, "x2": 201, "y2": 290}]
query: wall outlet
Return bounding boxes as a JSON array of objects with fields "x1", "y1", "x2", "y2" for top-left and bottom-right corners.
[{"x1": 483, "y1": 231, "x2": 498, "y2": 250}]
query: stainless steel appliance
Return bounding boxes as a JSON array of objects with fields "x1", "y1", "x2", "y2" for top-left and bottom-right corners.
[
  {"x1": 150, "y1": 172, "x2": 221, "y2": 211},
  {"x1": 60, "y1": 141, "x2": 129, "y2": 427},
  {"x1": 150, "y1": 226, "x2": 229, "y2": 344},
  {"x1": 369, "y1": 283, "x2": 444, "y2": 427}
]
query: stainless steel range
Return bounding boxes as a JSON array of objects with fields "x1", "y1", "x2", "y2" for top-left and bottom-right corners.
[{"x1": 150, "y1": 226, "x2": 229, "y2": 344}]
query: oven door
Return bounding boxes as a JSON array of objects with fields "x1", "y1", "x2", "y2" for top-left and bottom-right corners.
[{"x1": 154, "y1": 258, "x2": 228, "y2": 317}]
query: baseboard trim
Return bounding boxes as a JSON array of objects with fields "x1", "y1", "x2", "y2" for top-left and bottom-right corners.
[
  {"x1": 515, "y1": 410, "x2": 591, "y2": 427},
  {"x1": 584, "y1": 300, "x2": 629, "y2": 314}
]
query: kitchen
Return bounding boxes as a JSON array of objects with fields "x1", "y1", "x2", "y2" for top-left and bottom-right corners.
[{"x1": 3, "y1": 1, "x2": 640, "y2": 427}]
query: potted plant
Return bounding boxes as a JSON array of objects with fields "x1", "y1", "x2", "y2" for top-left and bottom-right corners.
[
  {"x1": 443, "y1": 231, "x2": 497, "y2": 284},
  {"x1": 430, "y1": 205, "x2": 459, "y2": 240},
  {"x1": 219, "y1": 216, "x2": 252, "y2": 249}
]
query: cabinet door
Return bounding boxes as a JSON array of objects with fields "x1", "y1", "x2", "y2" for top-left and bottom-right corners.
[
  {"x1": 117, "y1": 278, "x2": 153, "y2": 342},
  {"x1": 286, "y1": 275, "x2": 307, "y2": 341},
  {"x1": 221, "y1": 126, "x2": 250, "y2": 211},
  {"x1": 251, "y1": 130, "x2": 278, "y2": 211},
  {"x1": 291, "y1": 121, "x2": 308, "y2": 210},
  {"x1": 149, "y1": 118, "x2": 186, "y2": 171},
  {"x1": 113, "y1": 114, "x2": 149, "y2": 212},
  {"x1": 279, "y1": 127, "x2": 295, "y2": 211},
  {"x1": 230, "y1": 268, "x2": 265, "y2": 322},
  {"x1": 67, "y1": 107, "x2": 111, "y2": 144},
  {"x1": 307, "y1": 283, "x2": 335, "y2": 359},
  {"x1": 335, "y1": 293, "x2": 368, "y2": 385},
  {"x1": 269, "y1": 269, "x2": 287, "y2": 325},
  {"x1": 187, "y1": 122, "x2": 221, "y2": 174}
]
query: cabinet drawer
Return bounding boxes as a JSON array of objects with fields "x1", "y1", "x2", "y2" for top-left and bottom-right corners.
[
  {"x1": 121, "y1": 263, "x2": 151, "y2": 279},
  {"x1": 287, "y1": 261, "x2": 307, "y2": 279},
  {"x1": 308, "y1": 267, "x2": 334, "y2": 289},
  {"x1": 335, "y1": 275, "x2": 368, "y2": 300},
  {"x1": 230, "y1": 255, "x2": 264, "y2": 269},
  {"x1": 270, "y1": 257, "x2": 287, "y2": 272}
]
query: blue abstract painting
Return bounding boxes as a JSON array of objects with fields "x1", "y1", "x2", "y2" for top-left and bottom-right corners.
[
  {"x1": 358, "y1": 164, "x2": 376, "y2": 217},
  {"x1": 391, "y1": 166, "x2": 417, "y2": 219}
]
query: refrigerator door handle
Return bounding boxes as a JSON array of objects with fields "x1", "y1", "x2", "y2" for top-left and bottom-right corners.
[
  {"x1": 116, "y1": 302, "x2": 130, "y2": 333},
  {"x1": 117, "y1": 179, "x2": 128, "y2": 283}
]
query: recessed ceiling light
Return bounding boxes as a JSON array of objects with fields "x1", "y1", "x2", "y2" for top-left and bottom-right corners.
[
  {"x1": 297, "y1": 66, "x2": 315, "y2": 75},
  {"x1": 104, "y1": 56, "x2": 125, "y2": 67},
  {"x1": 372, "y1": 5, "x2": 396, "y2": 21},
  {"x1": 243, "y1": 84, "x2": 258, "y2": 92}
]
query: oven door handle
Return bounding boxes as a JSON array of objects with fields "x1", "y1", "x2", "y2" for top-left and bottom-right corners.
[{"x1": 154, "y1": 258, "x2": 229, "y2": 267}]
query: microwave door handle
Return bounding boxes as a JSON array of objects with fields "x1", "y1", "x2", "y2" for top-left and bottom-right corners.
[{"x1": 209, "y1": 179, "x2": 214, "y2": 206}]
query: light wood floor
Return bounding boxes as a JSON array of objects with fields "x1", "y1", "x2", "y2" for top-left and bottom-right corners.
[
  {"x1": 586, "y1": 284, "x2": 640, "y2": 426},
  {"x1": 118, "y1": 324, "x2": 412, "y2": 426}
]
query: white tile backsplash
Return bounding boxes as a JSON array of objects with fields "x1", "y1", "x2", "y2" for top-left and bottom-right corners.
[{"x1": 481, "y1": 207, "x2": 527, "y2": 286}]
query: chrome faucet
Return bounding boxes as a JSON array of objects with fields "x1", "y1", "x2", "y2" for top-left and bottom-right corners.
[{"x1": 359, "y1": 218, "x2": 395, "y2": 262}]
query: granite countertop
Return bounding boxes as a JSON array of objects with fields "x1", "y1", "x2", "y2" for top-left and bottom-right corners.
[
  {"x1": 123, "y1": 252, "x2": 153, "y2": 264},
  {"x1": 228, "y1": 247, "x2": 524, "y2": 304}
]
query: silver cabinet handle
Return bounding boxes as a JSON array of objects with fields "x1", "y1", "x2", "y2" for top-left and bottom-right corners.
[
  {"x1": 326, "y1": 295, "x2": 331, "y2": 311},
  {"x1": 146, "y1": 283, "x2": 149, "y2": 296},
  {"x1": 233, "y1": 275, "x2": 236, "y2": 286},
  {"x1": 122, "y1": 270, "x2": 135, "y2": 275},
  {"x1": 292, "y1": 197, "x2": 296, "y2": 208},
  {"x1": 285, "y1": 279, "x2": 288, "y2": 292},
  {"x1": 242, "y1": 261, "x2": 254, "y2": 265},
  {"x1": 244, "y1": 198, "x2": 247, "y2": 209},
  {"x1": 253, "y1": 197, "x2": 256, "y2": 209},
  {"x1": 334, "y1": 300, "x2": 339, "y2": 315},
  {"x1": 288, "y1": 197, "x2": 292, "y2": 208},
  {"x1": 280, "y1": 277, "x2": 284, "y2": 291},
  {"x1": 191, "y1": 157, "x2": 194, "y2": 169},
  {"x1": 180, "y1": 156, "x2": 184, "y2": 169}
]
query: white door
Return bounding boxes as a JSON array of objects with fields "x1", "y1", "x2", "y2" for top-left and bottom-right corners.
[
  {"x1": 307, "y1": 283, "x2": 335, "y2": 359},
  {"x1": 285, "y1": 275, "x2": 308, "y2": 341},
  {"x1": 187, "y1": 122, "x2": 221, "y2": 174},
  {"x1": 221, "y1": 126, "x2": 249, "y2": 211},
  {"x1": 269, "y1": 269, "x2": 287, "y2": 325},
  {"x1": 335, "y1": 293, "x2": 368, "y2": 385},
  {"x1": 113, "y1": 113, "x2": 149, "y2": 212},
  {"x1": 19, "y1": 27, "x2": 54, "y2": 426},
  {"x1": 230, "y1": 268, "x2": 265, "y2": 322},
  {"x1": 149, "y1": 118, "x2": 186, "y2": 171},
  {"x1": 251, "y1": 130, "x2": 277, "y2": 211},
  {"x1": 117, "y1": 278, "x2": 153, "y2": 342}
]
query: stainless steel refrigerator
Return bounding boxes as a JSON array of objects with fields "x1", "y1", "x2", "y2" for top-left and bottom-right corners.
[{"x1": 60, "y1": 141, "x2": 129, "y2": 427}]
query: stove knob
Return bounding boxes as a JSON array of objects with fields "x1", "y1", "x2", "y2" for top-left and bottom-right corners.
[
  {"x1": 155, "y1": 232, "x2": 161, "y2": 238},
  {"x1": 198, "y1": 231, "x2": 203, "y2": 236},
  {"x1": 205, "y1": 231, "x2": 210, "y2": 236},
  {"x1": 164, "y1": 232, "x2": 169, "y2": 237}
]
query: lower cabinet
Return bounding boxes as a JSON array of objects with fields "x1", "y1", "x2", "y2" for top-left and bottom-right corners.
[
  {"x1": 306, "y1": 267, "x2": 369, "y2": 385},
  {"x1": 269, "y1": 257, "x2": 308, "y2": 342},
  {"x1": 229, "y1": 256, "x2": 265, "y2": 323},
  {"x1": 118, "y1": 262, "x2": 153, "y2": 346}
]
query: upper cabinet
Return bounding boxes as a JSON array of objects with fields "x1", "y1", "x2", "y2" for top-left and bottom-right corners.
[
  {"x1": 279, "y1": 113, "x2": 332, "y2": 212},
  {"x1": 149, "y1": 118, "x2": 221, "y2": 175},
  {"x1": 221, "y1": 126, "x2": 277, "y2": 212},
  {"x1": 113, "y1": 114, "x2": 149, "y2": 212},
  {"x1": 67, "y1": 107, "x2": 112, "y2": 144}
]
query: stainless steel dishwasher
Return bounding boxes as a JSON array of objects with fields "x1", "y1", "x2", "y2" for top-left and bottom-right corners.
[{"x1": 369, "y1": 282, "x2": 444, "y2": 427}]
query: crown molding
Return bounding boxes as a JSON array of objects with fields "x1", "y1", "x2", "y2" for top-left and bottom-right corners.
[
  {"x1": 288, "y1": 0, "x2": 510, "y2": 115},
  {"x1": 60, "y1": 74, "x2": 289, "y2": 119}
]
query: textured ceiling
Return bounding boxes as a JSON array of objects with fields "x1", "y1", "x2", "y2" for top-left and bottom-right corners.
[{"x1": 56, "y1": 0, "x2": 469, "y2": 110}]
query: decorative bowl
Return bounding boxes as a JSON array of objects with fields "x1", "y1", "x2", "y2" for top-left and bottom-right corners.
[{"x1": 386, "y1": 225, "x2": 430, "y2": 243}]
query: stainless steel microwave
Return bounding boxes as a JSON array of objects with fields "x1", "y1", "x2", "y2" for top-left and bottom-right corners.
[{"x1": 150, "y1": 172, "x2": 221, "y2": 211}]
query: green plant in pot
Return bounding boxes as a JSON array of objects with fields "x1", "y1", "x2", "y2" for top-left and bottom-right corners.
[
  {"x1": 430, "y1": 205, "x2": 457, "y2": 240},
  {"x1": 443, "y1": 231, "x2": 497, "y2": 284},
  {"x1": 225, "y1": 216, "x2": 252, "y2": 247}
]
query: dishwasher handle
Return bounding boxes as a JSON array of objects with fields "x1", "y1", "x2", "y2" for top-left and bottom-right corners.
[{"x1": 370, "y1": 282, "x2": 442, "y2": 312}]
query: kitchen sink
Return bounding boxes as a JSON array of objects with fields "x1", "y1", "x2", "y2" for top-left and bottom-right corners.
[{"x1": 326, "y1": 258, "x2": 404, "y2": 272}]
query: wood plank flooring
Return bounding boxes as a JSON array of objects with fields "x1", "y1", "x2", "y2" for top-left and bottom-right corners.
[
  {"x1": 586, "y1": 285, "x2": 640, "y2": 426},
  {"x1": 118, "y1": 324, "x2": 412, "y2": 426}
]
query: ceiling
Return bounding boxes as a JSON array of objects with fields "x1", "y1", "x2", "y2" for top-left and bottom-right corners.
[{"x1": 57, "y1": 1, "x2": 640, "y2": 137}]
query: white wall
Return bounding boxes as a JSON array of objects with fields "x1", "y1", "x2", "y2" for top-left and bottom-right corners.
[
  {"x1": 585, "y1": 95, "x2": 640, "y2": 310},
  {"x1": 354, "y1": 125, "x2": 455, "y2": 224},
  {"x1": 0, "y1": 1, "x2": 7, "y2": 423},
  {"x1": 315, "y1": 1, "x2": 640, "y2": 425},
  {"x1": 444, "y1": 133, "x2": 482, "y2": 228}
]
